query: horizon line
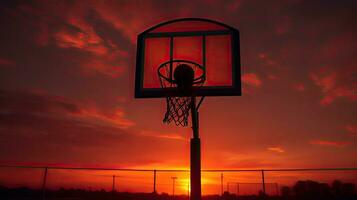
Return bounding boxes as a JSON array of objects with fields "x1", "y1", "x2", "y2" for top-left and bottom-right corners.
[{"x1": 1, "y1": 165, "x2": 357, "y2": 172}]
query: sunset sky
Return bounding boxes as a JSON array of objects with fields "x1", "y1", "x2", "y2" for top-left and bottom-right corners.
[{"x1": 0, "y1": 0, "x2": 356, "y2": 193}]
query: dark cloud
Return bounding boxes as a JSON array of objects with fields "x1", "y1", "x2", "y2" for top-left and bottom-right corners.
[
  {"x1": 0, "y1": 89, "x2": 126, "y2": 164},
  {"x1": 0, "y1": 89, "x2": 189, "y2": 167},
  {"x1": 0, "y1": 90, "x2": 81, "y2": 115}
]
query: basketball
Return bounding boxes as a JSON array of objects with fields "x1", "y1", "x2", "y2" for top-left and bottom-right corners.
[{"x1": 174, "y1": 64, "x2": 194, "y2": 93}]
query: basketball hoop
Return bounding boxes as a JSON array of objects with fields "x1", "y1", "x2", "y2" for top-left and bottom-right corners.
[
  {"x1": 136, "y1": 18, "x2": 241, "y2": 200},
  {"x1": 158, "y1": 60, "x2": 205, "y2": 126}
]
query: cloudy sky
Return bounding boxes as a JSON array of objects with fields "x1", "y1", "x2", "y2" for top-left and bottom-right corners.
[{"x1": 0, "y1": 0, "x2": 356, "y2": 178}]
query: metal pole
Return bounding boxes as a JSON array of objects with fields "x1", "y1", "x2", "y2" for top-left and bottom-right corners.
[
  {"x1": 172, "y1": 177, "x2": 177, "y2": 200},
  {"x1": 221, "y1": 173, "x2": 223, "y2": 196},
  {"x1": 261, "y1": 170, "x2": 266, "y2": 196},
  {"x1": 191, "y1": 97, "x2": 199, "y2": 139},
  {"x1": 153, "y1": 170, "x2": 157, "y2": 193},
  {"x1": 42, "y1": 167, "x2": 48, "y2": 200},
  {"x1": 190, "y1": 96, "x2": 201, "y2": 200},
  {"x1": 237, "y1": 183, "x2": 239, "y2": 198},
  {"x1": 112, "y1": 175, "x2": 115, "y2": 192}
]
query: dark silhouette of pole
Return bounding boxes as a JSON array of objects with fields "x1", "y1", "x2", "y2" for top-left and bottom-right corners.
[
  {"x1": 261, "y1": 170, "x2": 266, "y2": 196},
  {"x1": 236, "y1": 183, "x2": 239, "y2": 197},
  {"x1": 190, "y1": 96, "x2": 201, "y2": 200},
  {"x1": 221, "y1": 173, "x2": 224, "y2": 196},
  {"x1": 112, "y1": 175, "x2": 116, "y2": 192},
  {"x1": 171, "y1": 176, "x2": 177, "y2": 200},
  {"x1": 153, "y1": 170, "x2": 157, "y2": 193},
  {"x1": 42, "y1": 167, "x2": 48, "y2": 200}
]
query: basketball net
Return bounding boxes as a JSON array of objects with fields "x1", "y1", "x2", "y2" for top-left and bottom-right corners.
[
  {"x1": 158, "y1": 60, "x2": 205, "y2": 126},
  {"x1": 164, "y1": 96, "x2": 192, "y2": 126}
]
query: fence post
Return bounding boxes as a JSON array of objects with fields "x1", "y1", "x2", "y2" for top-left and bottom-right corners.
[
  {"x1": 261, "y1": 170, "x2": 266, "y2": 196},
  {"x1": 112, "y1": 175, "x2": 116, "y2": 192},
  {"x1": 153, "y1": 170, "x2": 157, "y2": 193},
  {"x1": 236, "y1": 183, "x2": 239, "y2": 197},
  {"x1": 221, "y1": 173, "x2": 223, "y2": 196},
  {"x1": 42, "y1": 167, "x2": 48, "y2": 200}
]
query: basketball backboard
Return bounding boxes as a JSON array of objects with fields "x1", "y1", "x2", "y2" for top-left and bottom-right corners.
[{"x1": 135, "y1": 18, "x2": 241, "y2": 98}]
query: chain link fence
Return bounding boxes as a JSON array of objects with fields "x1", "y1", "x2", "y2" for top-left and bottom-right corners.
[{"x1": 0, "y1": 165, "x2": 356, "y2": 199}]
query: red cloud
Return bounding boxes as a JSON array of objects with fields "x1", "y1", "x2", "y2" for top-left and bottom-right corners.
[
  {"x1": 310, "y1": 71, "x2": 336, "y2": 92},
  {"x1": 78, "y1": 107, "x2": 134, "y2": 129},
  {"x1": 310, "y1": 140, "x2": 350, "y2": 147},
  {"x1": 13, "y1": 1, "x2": 130, "y2": 78},
  {"x1": 242, "y1": 73, "x2": 262, "y2": 87},
  {"x1": 0, "y1": 58, "x2": 15, "y2": 66},
  {"x1": 51, "y1": 16, "x2": 127, "y2": 78},
  {"x1": 53, "y1": 17, "x2": 104, "y2": 54},
  {"x1": 227, "y1": 0, "x2": 242, "y2": 12},
  {"x1": 274, "y1": 16, "x2": 291, "y2": 35},
  {"x1": 310, "y1": 69, "x2": 357, "y2": 105},
  {"x1": 140, "y1": 130, "x2": 188, "y2": 141},
  {"x1": 91, "y1": 1, "x2": 165, "y2": 43},
  {"x1": 79, "y1": 57, "x2": 125, "y2": 78},
  {"x1": 267, "y1": 146, "x2": 285, "y2": 153},
  {"x1": 0, "y1": 89, "x2": 134, "y2": 129},
  {"x1": 267, "y1": 74, "x2": 277, "y2": 80},
  {"x1": 293, "y1": 83, "x2": 305, "y2": 92},
  {"x1": 346, "y1": 124, "x2": 357, "y2": 135},
  {"x1": 257, "y1": 53, "x2": 278, "y2": 67}
]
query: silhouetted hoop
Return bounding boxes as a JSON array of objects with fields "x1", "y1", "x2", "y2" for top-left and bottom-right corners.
[
  {"x1": 158, "y1": 60, "x2": 205, "y2": 87},
  {"x1": 158, "y1": 60, "x2": 205, "y2": 126}
]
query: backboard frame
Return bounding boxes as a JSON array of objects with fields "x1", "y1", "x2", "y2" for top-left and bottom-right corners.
[{"x1": 135, "y1": 18, "x2": 241, "y2": 98}]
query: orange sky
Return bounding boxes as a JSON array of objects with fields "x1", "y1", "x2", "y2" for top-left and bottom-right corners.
[{"x1": 0, "y1": 0, "x2": 356, "y2": 194}]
